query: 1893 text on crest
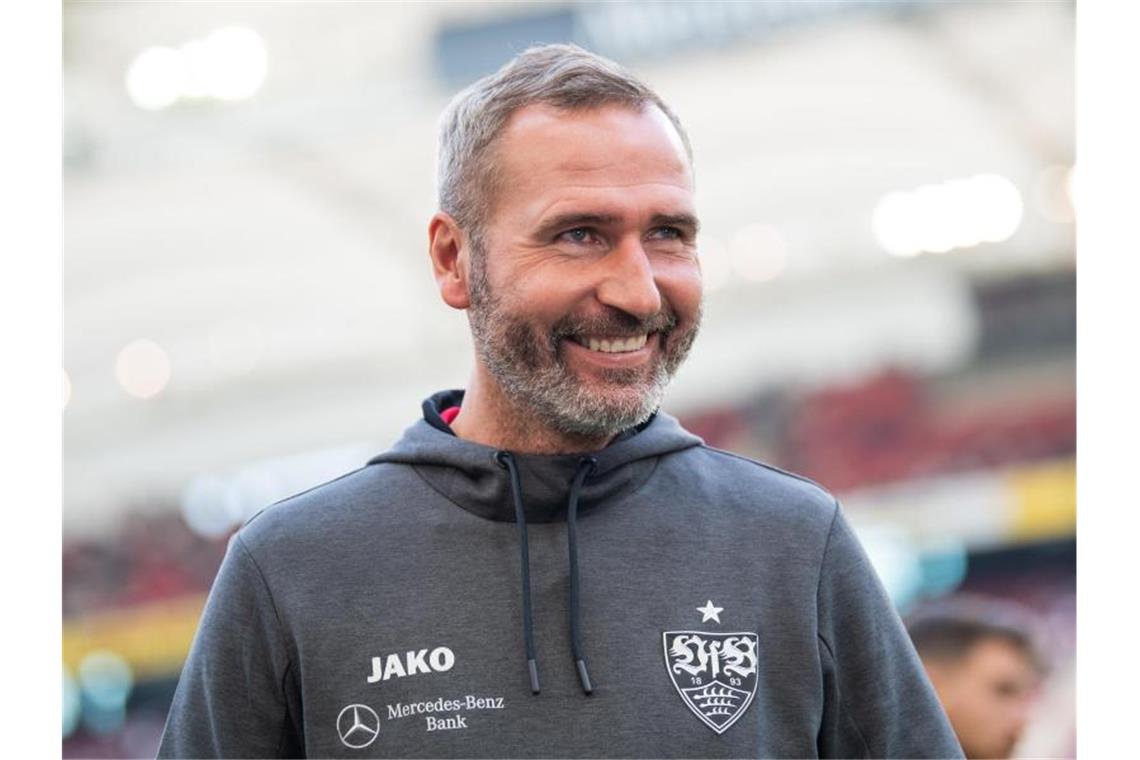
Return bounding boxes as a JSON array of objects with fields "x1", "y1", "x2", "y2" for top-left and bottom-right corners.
[{"x1": 662, "y1": 630, "x2": 759, "y2": 734}]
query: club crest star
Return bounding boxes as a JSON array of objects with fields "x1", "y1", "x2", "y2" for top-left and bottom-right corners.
[{"x1": 697, "y1": 600, "x2": 724, "y2": 623}]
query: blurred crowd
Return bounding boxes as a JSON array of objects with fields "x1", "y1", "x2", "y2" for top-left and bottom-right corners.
[
  {"x1": 688, "y1": 366, "x2": 1074, "y2": 493},
  {"x1": 64, "y1": 511, "x2": 226, "y2": 619}
]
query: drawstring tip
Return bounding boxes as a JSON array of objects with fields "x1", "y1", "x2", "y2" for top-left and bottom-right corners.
[
  {"x1": 528, "y1": 658, "x2": 541, "y2": 694},
  {"x1": 576, "y1": 659, "x2": 593, "y2": 695}
]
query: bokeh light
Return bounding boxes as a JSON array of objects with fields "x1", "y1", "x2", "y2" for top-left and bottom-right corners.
[
  {"x1": 914, "y1": 184, "x2": 955, "y2": 254},
  {"x1": 78, "y1": 650, "x2": 134, "y2": 710},
  {"x1": 873, "y1": 173, "x2": 1024, "y2": 257},
  {"x1": 115, "y1": 339, "x2": 172, "y2": 399},
  {"x1": 125, "y1": 47, "x2": 185, "y2": 111},
  {"x1": 871, "y1": 192, "x2": 923, "y2": 257},
  {"x1": 63, "y1": 667, "x2": 81, "y2": 738},
  {"x1": 199, "y1": 27, "x2": 269, "y2": 101},
  {"x1": 78, "y1": 650, "x2": 134, "y2": 734},
  {"x1": 180, "y1": 474, "x2": 244, "y2": 539},
  {"x1": 125, "y1": 27, "x2": 267, "y2": 111},
  {"x1": 972, "y1": 173, "x2": 1024, "y2": 243},
  {"x1": 1034, "y1": 164, "x2": 1076, "y2": 224}
]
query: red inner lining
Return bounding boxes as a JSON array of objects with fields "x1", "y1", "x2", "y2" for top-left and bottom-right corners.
[{"x1": 440, "y1": 406, "x2": 460, "y2": 426}]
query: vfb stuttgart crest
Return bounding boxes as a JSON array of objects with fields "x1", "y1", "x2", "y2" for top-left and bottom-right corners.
[{"x1": 662, "y1": 631, "x2": 759, "y2": 734}]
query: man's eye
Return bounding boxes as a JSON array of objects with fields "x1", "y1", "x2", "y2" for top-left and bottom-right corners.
[
  {"x1": 559, "y1": 228, "x2": 597, "y2": 244},
  {"x1": 649, "y1": 226, "x2": 684, "y2": 241}
]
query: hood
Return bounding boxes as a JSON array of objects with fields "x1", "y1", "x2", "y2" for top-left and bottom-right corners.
[{"x1": 368, "y1": 389, "x2": 703, "y2": 523}]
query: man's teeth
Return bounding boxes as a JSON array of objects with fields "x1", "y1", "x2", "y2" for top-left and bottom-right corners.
[{"x1": 578, "y1": 334, "x2": 649, "y2": 353}]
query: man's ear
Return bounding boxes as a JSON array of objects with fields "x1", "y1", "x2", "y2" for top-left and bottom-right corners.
[{"x1": 428, "y1": 212, "x2": 471, "y2": 310}]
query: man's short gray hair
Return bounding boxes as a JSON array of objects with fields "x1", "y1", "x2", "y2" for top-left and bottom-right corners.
[{"x1": 436, "y1": 43, "x2": 692, "y2": 244}]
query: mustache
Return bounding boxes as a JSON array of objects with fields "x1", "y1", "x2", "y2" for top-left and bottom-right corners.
[{"x1": 549, "y1": 306, "x2": 679, "y2": 343}]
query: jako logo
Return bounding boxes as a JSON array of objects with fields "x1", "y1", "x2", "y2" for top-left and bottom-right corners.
[{"x1": 367, "y1": 646, "x2": 455, "y2": 684}]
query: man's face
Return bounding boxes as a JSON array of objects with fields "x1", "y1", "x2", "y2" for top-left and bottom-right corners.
[
  {"x1": 465, "y1": 103, "x2": 702, "y2": 439},
  {"x1": 928, "y1": 638, "x2": 1042, "y2": 759}
]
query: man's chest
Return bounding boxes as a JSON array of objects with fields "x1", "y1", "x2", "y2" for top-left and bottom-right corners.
[{"x1": 286, "y1": 542, "x2": 823, "y2": 758}]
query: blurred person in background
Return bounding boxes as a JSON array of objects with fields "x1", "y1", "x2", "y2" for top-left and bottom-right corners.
[
  {"x1": 158, "y1": 44, "x2": 961, "y2": 758},
  {"x1": 907, "y1": 595, "x2": 1046, "y2": 759}
]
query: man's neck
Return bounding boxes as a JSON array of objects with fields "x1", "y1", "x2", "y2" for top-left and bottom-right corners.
[{"x1": 449, "y1": 371, "x2": 614, "y2": 455}]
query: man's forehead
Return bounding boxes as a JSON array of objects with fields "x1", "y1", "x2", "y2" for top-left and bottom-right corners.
[{"x1": 496, "y1": 102, "x2": 691, "y2": 179}]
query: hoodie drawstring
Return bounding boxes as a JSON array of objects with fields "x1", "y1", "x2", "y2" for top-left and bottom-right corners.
[
  {"x1": 567, "y1": 456, "x2": 598, "y2": 695},
  {"x1": 495, "y1": 451, "x2": 599, "y2": 696},
  {"x1": 494, "y1": 451, "x2": 541, "y2": 695}
]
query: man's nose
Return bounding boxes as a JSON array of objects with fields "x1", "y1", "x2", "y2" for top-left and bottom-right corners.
[{"x1": 594, "y1": 236, "x2": 663, "y2": 320}]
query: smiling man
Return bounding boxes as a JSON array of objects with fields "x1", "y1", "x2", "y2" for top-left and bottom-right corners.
[
  {"x1": 431, "y1": 99, "x2": 702, "y2": 453},
  {"x1": 159, "y1": 44, "x2": 962, "y2": 758}
]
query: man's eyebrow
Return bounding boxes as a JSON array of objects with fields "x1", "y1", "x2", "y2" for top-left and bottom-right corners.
[
  {"x1": 650, "y1": 213, "x2": 700, "y2": 234},
  {"x1": 534, "y1": 212, "x2": 701, "y2": 236},
  {"x1": 535, "y1": 213, "x2": 621, "y2": 237}
]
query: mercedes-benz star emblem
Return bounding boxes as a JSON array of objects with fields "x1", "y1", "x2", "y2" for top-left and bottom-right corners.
[{"x1": 336, "y1": 703, "x2": 380, "y2": 749}]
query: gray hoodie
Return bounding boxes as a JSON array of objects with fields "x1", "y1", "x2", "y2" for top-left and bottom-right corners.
[{"x1": 158, "y1": 389, "x2": 962, "y2": 758}]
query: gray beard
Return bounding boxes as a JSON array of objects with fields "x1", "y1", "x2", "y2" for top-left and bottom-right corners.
[{"x1": 466, "y1": 247, "x2": 700, "y2": 440}]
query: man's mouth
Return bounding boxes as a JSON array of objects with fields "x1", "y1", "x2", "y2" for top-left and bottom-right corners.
[{"x1": 566, "y1": 333, "x2": 650, "y2": 354}]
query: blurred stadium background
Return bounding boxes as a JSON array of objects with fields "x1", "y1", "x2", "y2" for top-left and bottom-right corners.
[{"x1": 62, "y1": 1, "x2": 1074, "y2": 756}]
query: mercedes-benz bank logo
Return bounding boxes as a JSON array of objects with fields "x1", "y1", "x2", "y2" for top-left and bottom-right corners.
[{"x1": 336, "y1": 703, "x2": 380, "y2": 749}]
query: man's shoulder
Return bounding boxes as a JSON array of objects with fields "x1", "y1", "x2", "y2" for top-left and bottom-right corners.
[
  {"x1": 656, "y1": 446, "x2": 843, "y2": 535},
  {"x1": 652, "y1": 439, "x2": 839, "y2": 553},
  {"x1": 679, "y1": 444, "x2": 834, "y2": 502}
]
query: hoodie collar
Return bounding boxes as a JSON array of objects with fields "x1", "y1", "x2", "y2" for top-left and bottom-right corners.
[{"x1": 367, "y1": 389, "x2": 703, "y2": 523}]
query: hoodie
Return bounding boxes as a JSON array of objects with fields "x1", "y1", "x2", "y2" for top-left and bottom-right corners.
[{"x1": 158, "y1": 389, "x2": 962, "y2": 758}]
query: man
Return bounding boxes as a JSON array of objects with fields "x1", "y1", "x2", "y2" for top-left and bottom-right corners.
[
  {"x1": 159, "y1": 44, "x2": 961, "y2": 758},
  {"x1": 907, "y1": 596, "x2": 1045, "y2": 759}
]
